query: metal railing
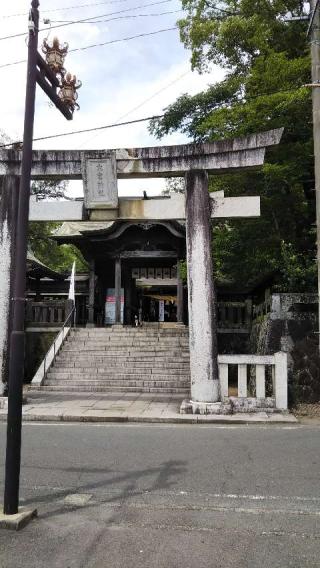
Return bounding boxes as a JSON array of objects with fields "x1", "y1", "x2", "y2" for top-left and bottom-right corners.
[{"x1": 31, "y1": 306, "x2": 75, "y2": 387}]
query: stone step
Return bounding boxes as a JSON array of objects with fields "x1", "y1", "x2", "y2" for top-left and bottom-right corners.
[
  {"x1": 72, "y1": 329, "x2": 188, "y2": 335},
  {"x1": 63, "y1": 343, "x2": 189, "y2": 350},
  {"x1": 71, "y1": 328, "x2": 187, "y2": 332},
  {"x1": 53, "y1": 361, "x2": 190, "y2": 370},
  {"x1": 61, "y1": 350, "x2": 190, "y2": 357},
  {"x1": 37, "y1": 326, "x2": 191, "y2": 395},
  {"x1": 65, "y1": 343, "x2": 189, "y2": 350},
  {"x1": 67, "y1": 338, "x2": 189, "y2": 345},
  {"x1": 47, "y1": 371, "x2": 190, "y2": 381},
  {"x1": 32, "y1": 385, "x2": 189, "y2": 394},
  {"x1": 54, "y1": 358, "x2": 190, "y2": 366},
  {"x1": 45, "y1": 378, "x2": 189, "y2": 386}
]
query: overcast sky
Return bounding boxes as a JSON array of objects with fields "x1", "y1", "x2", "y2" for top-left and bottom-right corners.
[{"x1": 0, "y1": 0, "x2": 224, "y2": 196}]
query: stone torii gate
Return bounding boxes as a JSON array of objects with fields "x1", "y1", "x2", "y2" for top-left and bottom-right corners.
[{"x1": 0, "y1": 128, "x2": 283, "y2": 412}]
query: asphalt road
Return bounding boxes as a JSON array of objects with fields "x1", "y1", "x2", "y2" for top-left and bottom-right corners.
[{"x1": 0, "y1": 422, "x2": 320, "y2": 567}]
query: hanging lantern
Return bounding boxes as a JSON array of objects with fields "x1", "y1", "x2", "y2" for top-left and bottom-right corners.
[
  {"x1": 42, "y1": 37, "x2": 69, "y2": 76},
  {"x1": 58, "y1": 72, "x2": 82, "y2": 112}
]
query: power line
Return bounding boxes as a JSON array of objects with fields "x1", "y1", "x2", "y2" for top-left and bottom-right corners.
[
  {"x1": 1, "y1": 0, "x2": 235, "y2": 20},
  {"x1": 0, "y1": 85, "x2": 309, "y2": 149},
  {"x1": 0, "y1": 114, "x2": 164, "y2": 148},
  {"x1": 0, "y1": 0, "x2": 174, "y2": 41},
  {"x1": 69, "y1": 26, "x2": 177, "y2": 53},
  {"x1": 0, "y1": 26, "x2": 177, "y2": 69},
  {"x1": 82, "y1": 69, "x2": 190, "y2": 146},
  {"x1": 48, "y1": 8, "x2": 182, "y2": 25},
  {"x1": 0, "y1": 0, "x2": 133, "y2": 19},
  {"x1": 0, "y1": 58, "x2": 26, "y2": 69}
]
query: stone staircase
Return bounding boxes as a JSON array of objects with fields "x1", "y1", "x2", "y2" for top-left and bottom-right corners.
[{"x1": 37, "y1": 325, "x2": 191, "y2": 394}]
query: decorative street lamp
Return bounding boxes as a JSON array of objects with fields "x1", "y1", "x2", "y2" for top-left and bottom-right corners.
[
  {"x1": 59, "y1": 72, "x2": 82, "y2": 112},
  {"x1": 3, "y1": 0, "x2": 82, "y2": 521},
  {"x1": 42, "y1": 37, "x2": 68, "y2": 77}
]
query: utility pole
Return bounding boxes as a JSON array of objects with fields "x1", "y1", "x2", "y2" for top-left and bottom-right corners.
[
  {"x1": 3, "y1": 0, "x2": 78, "y2": 516},
  {"x1": 3, "y1": 0, "x2": 40, "y2": 516},
  {"x1": 310, "y1": 0, "x2": 320, "y2": 350}
]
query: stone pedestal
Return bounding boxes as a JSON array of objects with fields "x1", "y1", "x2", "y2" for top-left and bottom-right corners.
[
  {"x1": 0, "y1": 507, "x2": 37, "y2": 530},
  {"x1": 180, "y1": 399, "x2": 231, "y2": 415}
]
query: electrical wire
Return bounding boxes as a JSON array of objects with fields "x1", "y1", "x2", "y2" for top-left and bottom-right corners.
[
  {"x1": 48, "y1": 9, "x2": 182, "y2": 25},
  {"x1": 0, "y1": 26, "x2": 177, "y2": 69},
  {"x1": 0, "y1": 0, "x2": 234, "y2": 19},
  {"x1": 0, "y1": 0, "x2": 175, "y2": 41},
  {"x1": 0, "y1": 115, "x2": 164, "y2": 148},
  {"x1": 1, "y1": 0, "x2": 134, "y2": 19},
  {"x1": 0, "y1": 85, "x2": 309, "y2": 149},
  {"x1": 69, "y1": 26, "x2": 177, "y2": 53},
  {"x1": 81, "y1": 68, "x2": 191, "y2": 146}
]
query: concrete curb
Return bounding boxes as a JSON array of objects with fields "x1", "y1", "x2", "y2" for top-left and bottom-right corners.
[{"x1": 0, "y1": 412, "x2": 298, "y2": 425}]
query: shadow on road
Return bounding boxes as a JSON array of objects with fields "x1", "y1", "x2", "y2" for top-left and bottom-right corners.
[{"x1": 21, "y1": 459, "x2": 188, "y2": 522}]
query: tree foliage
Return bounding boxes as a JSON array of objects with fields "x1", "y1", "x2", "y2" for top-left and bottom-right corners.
[
  {"x1": 150, "y1": 0, "x2": 316, "y2": 291},
  {"x1": 28, "y1": 181, "x2": 87, "y2": 273}
]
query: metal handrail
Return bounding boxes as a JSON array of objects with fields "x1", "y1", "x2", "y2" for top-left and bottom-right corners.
[{"x1": 43, "y1": 305, "x2": 75, "y2": 377}]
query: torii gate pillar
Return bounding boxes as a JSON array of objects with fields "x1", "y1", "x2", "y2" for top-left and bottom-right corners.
[
  {"x1": 0, "y1": 176, "x2": 19, "y2": 393},
  {"x1": 185, "y1": 170, "x2": 219, "y2": 403}
]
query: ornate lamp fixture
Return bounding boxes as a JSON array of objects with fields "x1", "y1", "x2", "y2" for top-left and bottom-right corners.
[
  {"x1": 42, "y1": 36, "x2": 69, "y2": 76},
  {"x1": 58, "y1": 72, "x2": 82, "y2": 112}
]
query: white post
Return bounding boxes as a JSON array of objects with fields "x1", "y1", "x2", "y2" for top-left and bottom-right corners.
[
  {"x1": 274, "y1": 351, "x2": 288, "y2": 410},
  {"x1": 256, "y1": 365, "x2": 266, "y2": 398},
  {"x1": 185, "y1": 170, "x2": 219, "y2": 403},
  {"x1": 219, "y1": 364, "x2": 229, "y2": 399},
  {"x1": 238, "y1": 364, "x2": 247, "y2": 397}
]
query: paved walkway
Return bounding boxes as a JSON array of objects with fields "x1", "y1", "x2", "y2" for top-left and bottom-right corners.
[{"x1": 0, "y1": 391, "x2": 297, "y2": 424}]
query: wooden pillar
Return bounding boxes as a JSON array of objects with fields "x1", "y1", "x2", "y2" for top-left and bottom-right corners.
[
  {"x1": 115, "y1": 257, "x2": 122, "y2": 324},
  {"x1": 0, "y1": 176, "x2": 19, "y2": 390},
  {"x1": 123, "y1": 266, "x2": 132, "y2": 325},
  {"x1": 185, "y1": 170, "x2": 219, "y2": 403},
  {"x1": 87, "y1": 258, "x2": 95, "y2": 327},
  {"x1": 35, "y1": 277, "x2": 41, "y2": 301},
  {"x1": 177, "y1": 264, "x2": 184, "y2": 323}
]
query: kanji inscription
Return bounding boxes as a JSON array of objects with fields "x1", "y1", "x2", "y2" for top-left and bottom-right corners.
[{"x1": 82, "y1": 151, "x2": 118, "y2": 209}]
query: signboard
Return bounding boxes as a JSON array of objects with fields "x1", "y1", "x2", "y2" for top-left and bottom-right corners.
[
  {"x1": 105, "y1": 288, "x2": 124, "y2": 324},
  {"x1": 131, "y1": 267, "x2": 177, "y2": 279},
  {"x1": 82, "y1": 151, "x2": 118, "y2": 209}
]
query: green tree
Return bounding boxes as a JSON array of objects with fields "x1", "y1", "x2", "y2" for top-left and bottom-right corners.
[
  {"x1": 29, "y1": 181, "x2": 87, "y2": 273},
  {"x1": 150, "y1": 0, "x2": 316, "y2": 291}
]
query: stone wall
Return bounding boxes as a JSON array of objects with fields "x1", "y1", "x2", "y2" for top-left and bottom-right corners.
[
  {"x1": 25, "y1": 331, "x2": 57, "y2": 383},
  {"x1": 250, "y1": 293, "x2": 318, "y2": 362},
  {"x1": 250, "y1": 293, "x2": 318, "y2": 402}
]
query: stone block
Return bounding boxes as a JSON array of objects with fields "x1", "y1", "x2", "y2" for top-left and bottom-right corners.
[
  {"x1": 229, "y1": 396, "x2": 276, "y2": 413},
  {"x1": 0, "y1": 507, "x2": 37, "y2": 530},
  {"x1": 180, "y1": 399, "x2": 232, "y2": 415}
]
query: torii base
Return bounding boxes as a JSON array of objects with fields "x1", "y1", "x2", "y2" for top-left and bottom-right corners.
[{"x1": 180, "y1": 399, "x2": 232, "y2": 415}]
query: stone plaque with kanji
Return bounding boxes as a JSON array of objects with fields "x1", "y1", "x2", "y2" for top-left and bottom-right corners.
[{"x1": 82, "y1": 151, "x2": 118, "y2": 209}]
